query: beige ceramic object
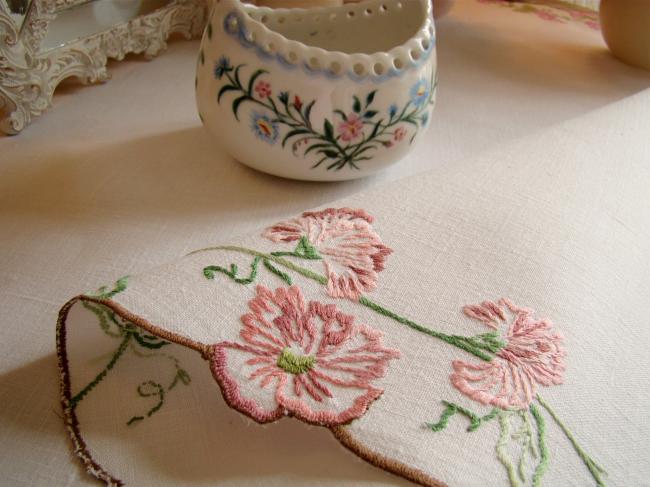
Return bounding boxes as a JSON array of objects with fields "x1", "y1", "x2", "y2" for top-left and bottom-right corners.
[{"x1": 600, "y1": 0, "x2": 650, "y2": 70}]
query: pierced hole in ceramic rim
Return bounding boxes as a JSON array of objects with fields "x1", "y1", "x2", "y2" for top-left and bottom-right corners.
[
  {"x1": 353, "y1": 62, "x2": 367, "y2": 76},
  {"x1": 393, "y1": 57, "x2": 405, "y2": 70},
  {"x1": 329, "y1": 61, "x2": 342, "y2": 75},
  {"x1": 373, "y1": 62, "x2": 386, "y2": 75}
]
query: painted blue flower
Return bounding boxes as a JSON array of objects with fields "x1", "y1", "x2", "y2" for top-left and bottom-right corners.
[
  {"x1": 224, "y1": 12, "x2": 242, "y2": 35},
  {"x1": 214, "y1": 56, "x2": 232, "y2": 79},
  {"x1": 251, "y1": 112, "x2": 279, "y2": 144},
  {"x1": 388, "y1": 104, "x2": 398, "y2": 119},
  {"x1": 410, "y1": 79, "x2": 430, "y2": 108}
]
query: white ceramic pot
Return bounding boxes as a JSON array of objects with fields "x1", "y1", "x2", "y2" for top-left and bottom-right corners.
[{"x1": 196, "y1": 0, "x2": 436, "y2": 181}]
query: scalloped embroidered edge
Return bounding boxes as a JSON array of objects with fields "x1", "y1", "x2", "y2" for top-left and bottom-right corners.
[{"x1": 56, "y1": 295, "x2": 445, "y2": 487}]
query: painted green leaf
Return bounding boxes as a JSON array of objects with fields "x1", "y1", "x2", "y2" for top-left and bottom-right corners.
[
  {"x1": 304, "y1": 100, "x2": 316, "y2": 124},
  {"x1": 305, "y1": 143, "x2": 334, "y2": 156},
  {"x1": 363, "y1": 110, "x2": 378, "y2": 119},
  {"x1": 282, "y1": 128, "x2": 311, "y2": 147},
  {"x1": 232, "y1": 96, "x2": 248, "y2": 121},
  {"x1": 320, "y1": 149, "x2": 339, "y2": 159},
  {"x1": 247, "y1": 69, "x2": 267, "y2": 94},
  {"x1": 334, "y1": 109, "x2": 348, "y2": 121},
  {"x1": 324, "y1": 119, "x2": 334, "y2": 140},
  {"x1": 218, "y1": 85, "x2": 239, "y2": 103},
  {"x1": 366, "y1": 90, "x2": 377, "y2": 107},
  {"x1": 353, "y1": 96, "x2": 362, "y2": 113}
]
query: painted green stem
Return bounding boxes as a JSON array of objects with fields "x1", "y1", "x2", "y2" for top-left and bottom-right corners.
[
  {"x1": 193, "y1": 245, "x2": 500, "y2": 361},
  {"x1": 536, "y1": 395, "x2": 606, "y2": 486}
]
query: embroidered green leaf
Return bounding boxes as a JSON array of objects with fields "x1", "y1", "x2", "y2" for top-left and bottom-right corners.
[
  {"x1": 427, "y1": 401, "x2": 499, "y2": 432},
  {"x1": 90, "y1": 276, "x2": 129, "y2": 299},
  {"x1": 295, "y1": 236, "x2": 320, "y2": 259},
  {"x1": 263, "y1": 258, "x2": 292, "y2": 285},
  {"x1": 496, "y1": 410, "x2": 539, "y2": 487}
]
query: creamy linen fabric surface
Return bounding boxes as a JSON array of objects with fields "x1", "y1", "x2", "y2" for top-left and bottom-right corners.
[
  {"x1": 59, "y1": 87, "x2": 650, "y2": 487},
  {"x1": 2, "y1": 1, "x2": 650, "y2": 486}
]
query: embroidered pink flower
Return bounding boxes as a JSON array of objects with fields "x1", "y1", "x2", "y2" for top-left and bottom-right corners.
[
  {"x1": 254, "y1": 80, "x2": 272, "y2": 99},
  {"x1": 263, "y1": 208, "x2": 393, "y2": 300},
  {"x1": 451, "y1": 299, "x2": 566, "y2": 410},
  {"x1": 394, "y1": 127, "x2": 407, "y2": 142},
  {"x1": 210, "y1": 285, "x2": 400, "y2": 425},
  {"x1": 338, "y1": 114, "x2": 364, "y2": 142}
]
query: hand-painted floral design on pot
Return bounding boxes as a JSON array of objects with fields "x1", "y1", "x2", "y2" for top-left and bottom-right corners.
[
  {"x1": 210, "y1": 285, "x2": 401, "y2": 425},
  {"x1": 214, "y1": 58, "x2": 436, "y2": 171},
  {"x1": 263, "y1": 208, "x2": 392, "y2": 300}
]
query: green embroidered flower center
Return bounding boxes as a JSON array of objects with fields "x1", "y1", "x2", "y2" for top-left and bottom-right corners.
[{"x1": 277, "y1": 348, "x2": 315, "y2": 375}]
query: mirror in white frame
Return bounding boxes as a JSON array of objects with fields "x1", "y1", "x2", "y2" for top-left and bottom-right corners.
[{"x1": 0, "y1": 0, "x2": 206, "y2": 134}]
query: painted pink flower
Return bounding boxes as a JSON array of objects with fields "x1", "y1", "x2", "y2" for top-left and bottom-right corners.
[
  {"x1": 337, "y1": 114, "x2": 364, "y2": 142},
  {"x1": 451, "y1": 298, "x2": 566, "y2": 410},
  {"x1": 263, "y1": 208, "x2": 393, "y2": 300},
  {"x1": 536, "y1": 10, "x2": 562, "y2": 22},
  {"x1": 584, "y1": 20, "x2": 600, "y2": 30},
  {"x1": 394, "y1": 127, "x2": 407, "y2": 142},
  {"x1": 210, "y1": 285, "x2": 400, "y2": 425},
  {"x1": 254, "y1": 80, "x2": 272, "y2": 99}
]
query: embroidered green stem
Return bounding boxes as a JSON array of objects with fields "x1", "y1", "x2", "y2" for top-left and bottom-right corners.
[
  {"x1": 536, "y1": 395, "x2": 607, "y2": 486},
  {"x1": 359, "y1": 297, "x2": 503, "y2": 361},
  {"x1": 195, "y1": 245, "x2": 502, "y2": 361},
  {"x1": 427, "y1": 401, "x2": 499, "y2": 432},
  {"x1": 69, "y1": 332, "x2": 132, "y2": 408},
  {"x1": 277, "y1": 348, "x2": 316, "y2": 374},
  {"x1": 530, "y1": 404, "x2": 549, "y2": 487}
]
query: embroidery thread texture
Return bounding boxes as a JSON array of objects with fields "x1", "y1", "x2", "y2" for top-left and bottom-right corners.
[
  {"x1": 428, "y1": 299, "x2": 606, "y2": 487},
  {"x1": 210, "y1": 284, "x2": 400, "y2": 426}
]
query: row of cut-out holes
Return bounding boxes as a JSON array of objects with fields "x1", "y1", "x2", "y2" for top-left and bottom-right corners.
[
  {"x1": 255, "y1": 2, "x2": 403, "y2": 26},
  {"x1": 243, "y1": 32, "x2": 431, "y2": 76}
]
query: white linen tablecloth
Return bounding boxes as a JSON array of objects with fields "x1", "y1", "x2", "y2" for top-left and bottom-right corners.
[{"x1": 1, "y1": 1, "x2": 649, "y2": 485}]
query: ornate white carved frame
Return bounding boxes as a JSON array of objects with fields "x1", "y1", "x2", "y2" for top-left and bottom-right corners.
[{"x1": 0, "y1": 0, "x2": 207, "y2": 134}]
